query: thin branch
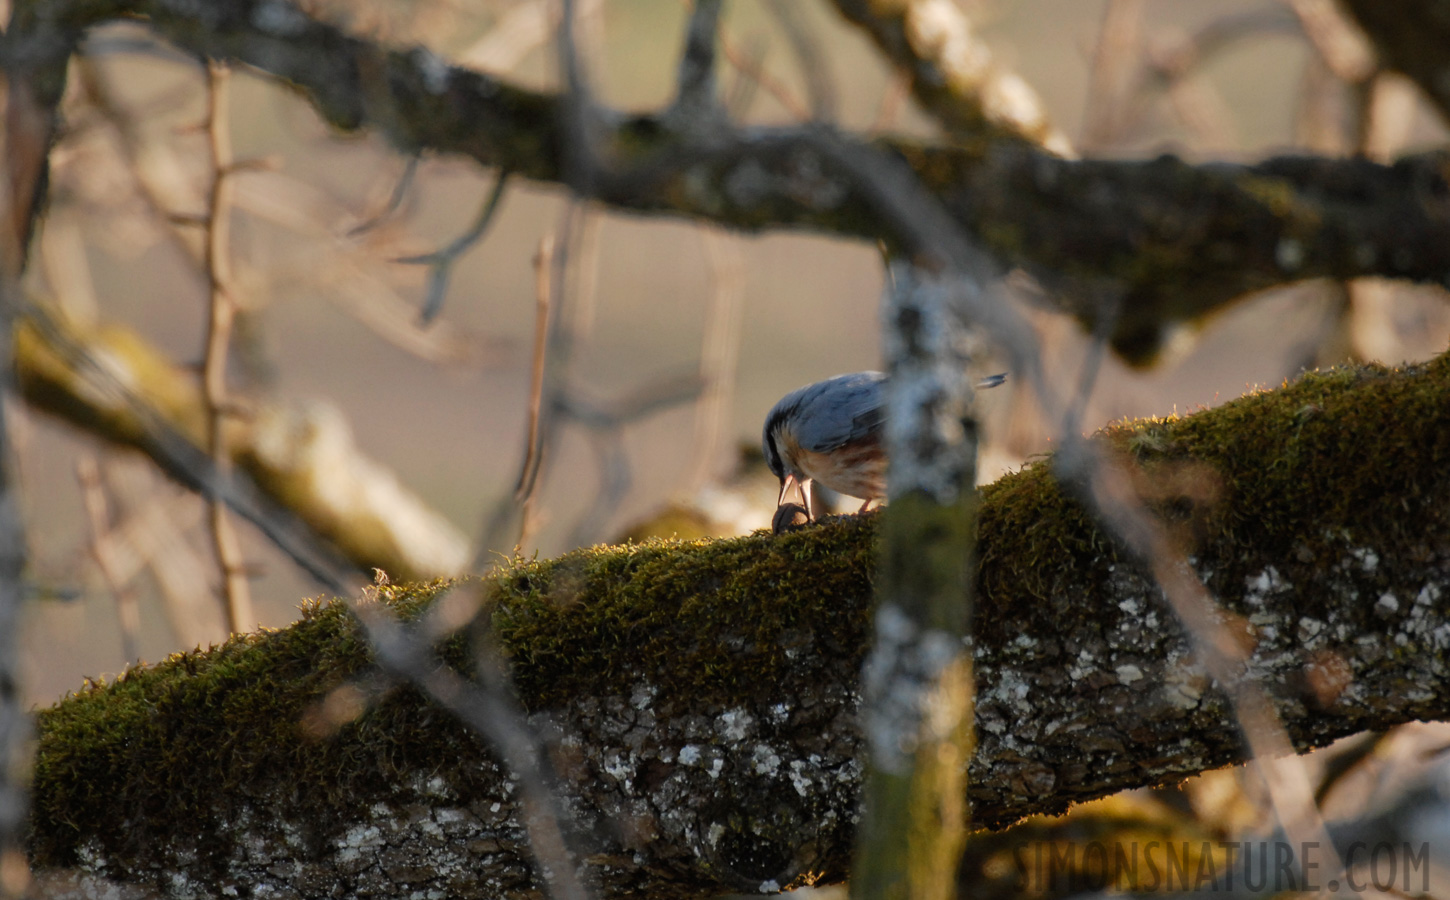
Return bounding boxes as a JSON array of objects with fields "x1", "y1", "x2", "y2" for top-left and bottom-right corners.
[
  {"x1": 554, "y1": 374, "x2": 704, "y2": 430},
  {"x1": 1285, "y1": 0, "x2": 1376, "y2": 85},
  {"x1": 75, "y1": 456, "x2": 142, "y2": 662},
  {"x1": 761, "y1": 0, "x2": 836, "y2": 122},
  {"x1": 100, "y1": 459, "x2": 229, "y2": 648},
  {"x1": 1114, "y1": 9, "x2": 1301, "y2": 147},
  {"x1": 394, "y1": 170, "x2": 510, "y2": 325},
  {"x1": 515, "y1": 233, "x2": 554, "y2": 505},
  {"x1": 202, "y1": 60, "x2": 256, "y2": 634},
  {"x1": 718, "y1": 29, "x2": 810, "y2": 121},
  {"x1": 1081, "y1": 0, "x2": 1144, "y2": 150},
  {"x1": 346, "y1": 155, "x2": 419, "y2": 237}
]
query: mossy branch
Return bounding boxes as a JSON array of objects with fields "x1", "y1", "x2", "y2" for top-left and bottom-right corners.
[
  {"x1": 27, "y1": 355, "x2": 1450, "y2": 899},
  {"x1": 9, "y1": 0, "x2": 1450, "y2": 359}
]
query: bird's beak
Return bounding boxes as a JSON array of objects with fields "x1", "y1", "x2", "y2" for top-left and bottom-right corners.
[{"x1": 777, "y1": 473, "x2": 796, "y2": 507}]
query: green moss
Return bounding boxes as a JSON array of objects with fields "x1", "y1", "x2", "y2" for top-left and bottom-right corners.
[
  {"x1": 491, "y1": 517, "x2": 876, "y2": 710},
  {"x1": 30, "y1": 581, "x2": 463, "y2": 868}
]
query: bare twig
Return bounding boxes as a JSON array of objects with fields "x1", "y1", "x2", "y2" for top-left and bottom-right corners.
[
  {"x1": 1285, "y1": 0, "x2": 1376, "y2": 85},
  {"x1": 202, "y1": 60, "x2": 256, "y2": 634},
  {"x1": 719, "y1": 29, "x2": 810, "y2": 121},
  {"x1": 762, "y1": 0, "x2": 836, "y2": 122},
  {"x1": 394, "y1": 170, "x2": 510, "y2": 324},
  {"x1": 346, "y1": 155, "x2": 419, "y2": 237},
  {"x1": 515, "y1": 233, "x2": 554, "y2": 506},
  {"x1": 101, "y1": 459, "x2": 229, "y2": 648},
  {"x1": 1081, "y1": 0, "x2": 1144, "y2": 151},
  {"x1": 76, "y1": 456, "x2": 142, "y2": 661},
  {"x1": 870, "y1": 69, "x2": 911, "y2": 133},
  {"x1": 1115, "y1": 9, "x2": 1300, "y2": 148},
  {"x1": 479, "y1": 201, "x2": 583, "y2": 562}
]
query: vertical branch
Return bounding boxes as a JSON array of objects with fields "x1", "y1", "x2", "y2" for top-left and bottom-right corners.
[
  {"x1": 0, "y1": 47, "x2": 54, "y2": 900},
  {"x1": 1081, "y1": 0, "x2": 1144, "y2": 150},
  {"x1": 670, "y1": 0, "x2": 725, "y2": 121},
  {"x1": 854, "y1": 261, "x2": 982, "y2": 900},
  {"x1": 202, "y1": 62, "x2": 255, "y2": 634},
  {"x1": 76, "y1": 457, "x2": 142, "y2": 662},
  {"x1": 762, "y1": 0, "x2": 837, "y2": 121},
  {"x1": 513, "y1": 233, "x2": 555, "y2": 548}
]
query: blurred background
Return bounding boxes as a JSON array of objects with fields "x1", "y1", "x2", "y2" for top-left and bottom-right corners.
[{"x1": 11, "y1": 2, "x2": 1450, "y2": 883}]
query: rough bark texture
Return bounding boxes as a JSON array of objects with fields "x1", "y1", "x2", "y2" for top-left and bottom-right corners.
[
  {"x1": 27, "y1": 355, "x2": 1450, "y2": 899},
  {"x1": 7, "y1": 0, "x2": 1450, "y2": 361}
]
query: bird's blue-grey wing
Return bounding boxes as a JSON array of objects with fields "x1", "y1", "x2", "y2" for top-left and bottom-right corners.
[{"x1": 791, "y1": 372, "x2": 886, "y2": 453}]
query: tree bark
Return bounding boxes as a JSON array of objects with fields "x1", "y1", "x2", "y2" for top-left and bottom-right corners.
[{"x1": 27, "y1": 354, "x2": 1450, "y2": 899}]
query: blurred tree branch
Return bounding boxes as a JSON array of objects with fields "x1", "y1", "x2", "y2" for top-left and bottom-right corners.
[
  {"x1": 826, "y1": 0, "x2": 1072, "y2": 153},
  {"x1": 6, "y1": 0, "x2": 1450, "y2": 363},
  {"x1": 27, "y1": 352, "x2": 1450, "y2": 899},
  {"x1": 15, "y1": 304, "x2": 470, "y2": 585}
]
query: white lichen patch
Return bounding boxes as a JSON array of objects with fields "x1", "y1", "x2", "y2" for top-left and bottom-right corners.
[
  {"x1": 1162, "y1": 669, "x2": 1205, "y2": 710},
  {"x1": 1297, "y1": 616, "x2": 1325, "y2": 645},
  {"x1": 751, "y1": 743, "x2": 781, "y2": 777},
  {"x1": 1376, "y1": 592, "x2": 1400, "y2": 615},
  {"x1": 1244, "y1": 566, "x2": 1290, "y2": 605},
  {"x1": 1349, "y1": 547, "x2": 1379, "y2": 573},
  {"x1": 603, "y1": 751, "x2": 635, "y2": 788},
  {"x1": 717, "y1": 708, "x2": 755, "y2": 741},
  {"x1": 1115, "y1": 664, "x2": 1144, "y2": 685},
  {"x1": 787, "y1": 760, "x2": 815, "y2": 797},
  {"x1": 630, "y1": 683, "x2": 656, "y2": 710},
  {"x1": 861, "y1": 604, "x2": 966, "y2": 773},
  {"x1": 678, "y1": 744, "x2": 702, "y2": 766}
]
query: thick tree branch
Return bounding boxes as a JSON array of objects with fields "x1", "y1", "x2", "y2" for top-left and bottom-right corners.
[
  {"x1": 8, "y1": 0, "x2": 1450, "y2": 361},
  {"x1": 28, "y1": 354, "x2": 1450, "y2": 899}
]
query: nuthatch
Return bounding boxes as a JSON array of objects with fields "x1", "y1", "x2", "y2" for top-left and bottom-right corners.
[{"x1": 762, "y1": 371, "x2": 1006, "y2": 524}]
